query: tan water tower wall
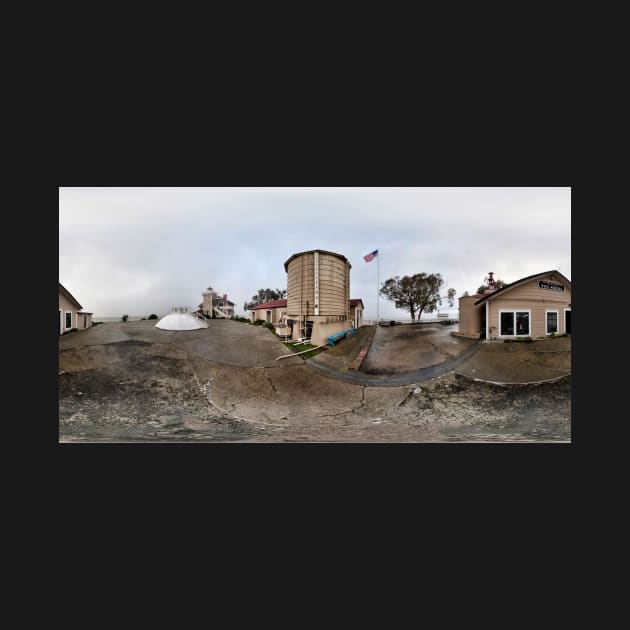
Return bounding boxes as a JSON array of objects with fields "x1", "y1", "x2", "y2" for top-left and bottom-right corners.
[
  {"x1": 286, "y1": 251, "x2": 349, "y2": 318},
  {"x1": 287, "y1": 254, "x2": 314, "y2": 316}
]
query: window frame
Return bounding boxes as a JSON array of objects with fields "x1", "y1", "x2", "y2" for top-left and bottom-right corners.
[
  {"x1": 545, "y1": 309, "x2": 559, "y2": 335},
  {"x1": 498, "y1": 309, "x2": 531, "y2": 337},
  {"x1": 65, "y1": 310, "x2": 73, "y2": 330}
]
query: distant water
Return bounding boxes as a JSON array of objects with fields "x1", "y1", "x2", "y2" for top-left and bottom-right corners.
[{"x1": 94, "y1": 316, "x2": 155, "y2": 322}]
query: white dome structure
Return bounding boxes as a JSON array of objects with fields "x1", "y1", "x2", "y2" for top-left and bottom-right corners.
[{"x1": 155, "y1": 307, "x2": 207, "y2": 331}]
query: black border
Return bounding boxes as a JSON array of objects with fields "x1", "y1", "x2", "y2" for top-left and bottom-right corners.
[{"x1": 50, "y1": 98, "x2": 579, "y2": 511}]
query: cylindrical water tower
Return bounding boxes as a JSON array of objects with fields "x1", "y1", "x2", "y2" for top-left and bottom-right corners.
[{"x1": 284, "y1": 249, "x2": 352, "y2": 346}]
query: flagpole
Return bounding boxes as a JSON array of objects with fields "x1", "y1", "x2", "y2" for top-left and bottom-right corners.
[{"x1": 377, "y1": 249, "x2": 380, "y2": 323}]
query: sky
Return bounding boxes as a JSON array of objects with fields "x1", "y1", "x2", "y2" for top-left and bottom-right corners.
[{"x1": 59, "y1": 187, "x2": 571, "y2": 320}]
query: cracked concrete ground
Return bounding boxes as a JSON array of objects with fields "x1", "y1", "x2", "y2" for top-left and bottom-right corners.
[{"x1": 59, "y1": 320, "x2": 571, "y2": 443}]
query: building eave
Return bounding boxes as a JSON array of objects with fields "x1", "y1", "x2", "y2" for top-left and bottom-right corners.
[
  {"x1": 474, "y1": 270, "x2": 571, "y2": 305},
  {"x1": 59, "y1": 283, "x2": 83, "y2": 310}
]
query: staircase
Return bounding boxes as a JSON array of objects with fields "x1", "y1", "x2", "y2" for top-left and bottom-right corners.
[
  {"x1": 193, "y1": 312, "x2": 209, "y2": 327},
  {"x1": 213, "y1": 305, "x2": 231, "y2": 319}
]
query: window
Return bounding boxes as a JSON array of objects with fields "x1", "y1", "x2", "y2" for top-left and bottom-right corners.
[
  {"x1": 499, "y1": 310, "x2": 530, "y2": 336},
  {"x1": 500, "y1": 312, "x2": 514, "y2": 335},
  {"x1": 65, "y1": 311, "x2": 72, "y2": 329},
  {"x1": 516, "y1": 312, "x2": 529, "y2": 335},
  {"x1": 546, "y1": 310, "x2": 558, "y2": 335}
]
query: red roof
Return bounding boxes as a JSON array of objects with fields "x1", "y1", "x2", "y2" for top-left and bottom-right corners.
[
  {"x1": 249, "y1": 299, "x2": 288, "y2": 311},
  {"x1": 350, "y1": 298, "x2": 364, "y2": 308}
]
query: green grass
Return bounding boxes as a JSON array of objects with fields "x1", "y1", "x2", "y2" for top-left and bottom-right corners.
[{"x1": 282, "y1": 341, "x2": 325, "y2": 359}]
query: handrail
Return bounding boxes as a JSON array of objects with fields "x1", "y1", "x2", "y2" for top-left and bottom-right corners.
[
  {"x1": 276, "y1": 344, "x2": 327, "y2": 360},
  {"x1": 194, "y1": 311, "x2": 208, "y2": 326},
  {"x1": 213, "y1": 305, "x2": 232, "y2": 319}
]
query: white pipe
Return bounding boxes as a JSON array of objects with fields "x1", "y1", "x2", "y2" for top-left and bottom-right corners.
[{"x1": 276, "y1": 344, "x2": 327, "y2": 360}]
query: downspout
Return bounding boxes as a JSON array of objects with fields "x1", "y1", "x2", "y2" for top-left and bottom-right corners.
[
  {"x1": 314, "y1": 251, "x2": 319, "y2": 316},
  {"x1": 485, "y1": 301, "x2": 489, "y2": 340},
  {"x1": 347, "y1": 261, "x2": 350, "y2": 325}
]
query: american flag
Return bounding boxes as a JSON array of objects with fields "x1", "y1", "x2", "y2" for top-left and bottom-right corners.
[{"x1": 363, "y1": 249, "x2": 378, "y2": 263}]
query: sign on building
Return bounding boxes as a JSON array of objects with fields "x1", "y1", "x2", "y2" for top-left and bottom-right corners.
[{"x1": 539, "y1": 280, "x2": 564, "y2": 291}]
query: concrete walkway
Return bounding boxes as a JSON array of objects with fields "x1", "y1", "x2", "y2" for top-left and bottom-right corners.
[
  {"x1": 454, "y1": 337, "x2": 571, "y2": 384},
  {"x1": 305, "y1": 335, "x2": 571, "y2": 386},
  {"x1": 361, "y1": 323, "x2": 477, "y2": 375},
  {"x1": 60, "y1": 319, "x2": 302, "y2": 368},
  {"x1": 59, "y1": 321, "x2": 571, "y2": 442},
  {"x1": 60, "y1": 320, "x2": 571, "y2": 385},
  {"x1": 306, "y1": 341, "x2": 482, "y2": 386}
]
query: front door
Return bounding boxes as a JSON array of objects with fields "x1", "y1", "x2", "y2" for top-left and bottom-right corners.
[{"x1": 565, "y1": 309, "x2": 571, "y2": 334}]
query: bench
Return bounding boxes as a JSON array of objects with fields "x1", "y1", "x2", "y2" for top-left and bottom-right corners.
[{"x1": 327, "y1": 328, "x2": 355, "y2": 347}]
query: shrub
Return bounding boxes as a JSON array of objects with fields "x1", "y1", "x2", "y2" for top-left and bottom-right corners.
[
  {"x1": 148, "y1": 314, "x2": 158, "y2": 320},
  {"x1": 121, "y1": 314, "x2": 129, "y2": 322},
  {"x1": 253, "y1": 319, "x2": 264, "y2": 325},
  {"x1": 69, "y1": 327, "x2": 78, "y2": 333}
]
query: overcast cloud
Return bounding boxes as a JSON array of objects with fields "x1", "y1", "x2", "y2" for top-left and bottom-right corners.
[{"x1": 59, "y1": 187, "x2": 571, "y2": 320}]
